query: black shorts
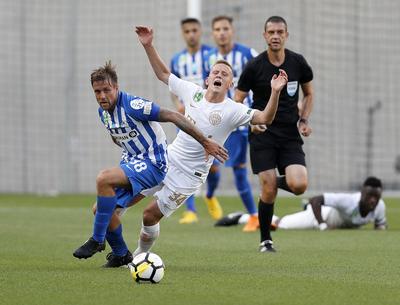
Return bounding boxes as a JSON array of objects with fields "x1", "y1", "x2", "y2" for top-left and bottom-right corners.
[{"x1": 249, "y1": 131, "x2": 306, "y2": 175}]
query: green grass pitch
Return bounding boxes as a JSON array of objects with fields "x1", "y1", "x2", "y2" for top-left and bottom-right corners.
[{"x1": 1, "y1": 194, "x2": 399, "y2": 305}]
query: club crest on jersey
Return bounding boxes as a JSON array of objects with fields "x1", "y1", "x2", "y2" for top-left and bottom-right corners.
[
  {"x1": 286, "y1": 81, "x2": 298, "y2": 97},
  {"x1": 130, "y1": 99, "x2": 145, "y2": 110},
  {"x1": 102, "y1": 111, "x2": 111, "y2": 126},
  {"x1": 209, "y1": 111, "x2": 222, "y2": 126},
  {"x1": 193, "y1": 91, "x2": 203, "y2": 103}
]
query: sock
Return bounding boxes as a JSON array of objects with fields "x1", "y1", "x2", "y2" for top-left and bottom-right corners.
[
  {"x1": 233, "y1": 167, "x2": 257, "y2": 215},
  {"x1": 258, "y1": 200, "x2": 274, "y2": 242},
  {"x1": 277, "y1": 175, "x2": 293, "y2": 193},
  {"x1": 206, "y1": 169, "x2": 220, "y2": 198},
  {"x1": 133, "y1": 222, "x2": 160, "y2": 256},
  {"x1": 92, "y1": 196, "x2": 117, "y2": 243},
  {"x1": 106, "y1": 224, "x2": 128, "y2": 257},
  {"x1": 185, "y1": 195, "x2": 196, "y2": 212}
]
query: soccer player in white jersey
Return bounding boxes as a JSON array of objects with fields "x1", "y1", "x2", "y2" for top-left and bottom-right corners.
[
  {"x1": 133, "y1": 25, "x2": 288, "y2": 256},
  {"x1": 170, "y1": 18, "x2": 213, "y2": 224},
  {"x1": 204, "y1": 16, "x2": 260, "y2": 232},
  {"x1": 73, "y1": 61, "x2": 227, "y2": 267},
  {"x1": 272, "y1": 177, "x2": 387, "y2": 230}
]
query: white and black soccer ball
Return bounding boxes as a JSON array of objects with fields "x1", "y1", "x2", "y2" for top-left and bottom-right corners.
[{"x1": 128, "y1": 252, "x2": 165, "y2": 284}]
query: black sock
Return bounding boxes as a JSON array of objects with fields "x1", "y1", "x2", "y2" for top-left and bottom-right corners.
[
  {"x1": 258, "y1": 200, "x2": 274, "y2": 242},
  {"x1": 277, "y1": 175, "x2": 293, "y2": 193}
]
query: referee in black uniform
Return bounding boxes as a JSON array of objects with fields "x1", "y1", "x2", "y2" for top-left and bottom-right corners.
[{"x1": 235, "y1": 16, "x2": 314, "y2": 252}]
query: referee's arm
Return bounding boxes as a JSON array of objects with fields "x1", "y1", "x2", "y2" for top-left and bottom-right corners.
[{"x1": 233, "y1": 89, "x2": 248, "y2": 104}]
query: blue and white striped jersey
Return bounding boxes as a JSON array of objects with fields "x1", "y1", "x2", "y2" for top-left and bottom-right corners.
[
  {"x1": 98, "y1": 91, "x2": 168, "y2": 172},
  {"x1": 170, "y1": 44, "x2": 212, "y2": 87},
  {"x1": 205, "y1": 43, "x2": 258, "y2": 107}
]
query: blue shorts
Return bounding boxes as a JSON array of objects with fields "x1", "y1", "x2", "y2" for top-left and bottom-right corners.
[
  {"x1": 114, "y1": 158, "x2": 166, "y2": 208},
  {"x1": 215, "y1": 130, "x2": 248, "y2": 167}
]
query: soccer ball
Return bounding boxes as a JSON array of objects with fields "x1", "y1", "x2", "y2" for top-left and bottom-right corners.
[{"x1": 128, "y1": 252, "x2": 165, "y2": 284}]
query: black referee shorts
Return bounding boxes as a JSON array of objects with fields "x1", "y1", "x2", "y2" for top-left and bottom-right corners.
[{"x1": 249, "y1": 132, "x2": 306, "y2": 175}]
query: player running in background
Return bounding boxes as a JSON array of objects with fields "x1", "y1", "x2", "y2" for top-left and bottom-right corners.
[
  {"x1": 235, "y1": 16, "x2": 314, "y2": 252},
  {"x1": 273, "y1": 177, "x2": 386, "y2": 230},
  {"x1": 72, "y1": 61, "x2": 227, "y2": 267},
  {"x1": 133, "y1": 25, "x2": 287, "y2": 256},
  {"x1": 170, "y1": 17, "x2": 213, "y2": 224},
  {"x1": 204, "y1": 15, "x2": 260, "y2": 232}
]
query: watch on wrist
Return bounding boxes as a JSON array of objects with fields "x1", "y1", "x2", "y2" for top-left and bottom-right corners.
[{"x1": 299, "y1": 118, "x2": 308, "y2": 124}]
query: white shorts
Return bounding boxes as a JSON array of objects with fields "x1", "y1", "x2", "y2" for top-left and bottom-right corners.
[
  {"x1": 278, "y1": 205, "x2": 344, "y2": 229},
  {"x1": 154, "y1": 164, "x2": 202, "y2": 217}
]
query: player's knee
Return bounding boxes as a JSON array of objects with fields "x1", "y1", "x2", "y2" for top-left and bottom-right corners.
[
  {"x1": 289, "y1": 181, "x2": 308, "y2": 195},
  {"x1": 95, "y1": 169, "x2": 112, "y2": 189},
  {"x1": 260, "y1": 187, "x2": 277, "y2": 202}
]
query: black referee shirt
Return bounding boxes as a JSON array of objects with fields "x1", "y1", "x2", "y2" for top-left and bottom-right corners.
[{"x1": 237, "y1": 49, "x2": 313, "y2": 136}]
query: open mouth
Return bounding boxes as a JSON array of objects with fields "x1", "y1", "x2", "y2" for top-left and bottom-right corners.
[{"x1": 214, "y1": 80, "x2": 222, "y2": 87}]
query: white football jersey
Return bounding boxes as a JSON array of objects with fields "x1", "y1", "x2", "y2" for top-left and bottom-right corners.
[
  {"x1": 167, "y1": 74, "x2": 255, "y2": 182},
  {"x1": 323, "y1": 192, "x2": 386, "y2": 228}
]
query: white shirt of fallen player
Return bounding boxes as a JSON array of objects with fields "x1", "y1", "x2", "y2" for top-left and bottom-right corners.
[
  {"x1": 154, "y1": 74, "x2": 255, "y2": 217},
  {"x1": 277, "y1": 192, "x2": 386, "y2": 230}
]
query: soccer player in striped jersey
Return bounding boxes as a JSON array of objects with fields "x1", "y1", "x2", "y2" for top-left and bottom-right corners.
[
  {"x1": 133, "y1": 25, "x2": 287, "y2": 256},
  {"x1": 204, "y1": 15, "x2": 260, "y2": 232},
  {"x1": 170, "y1": 18, "x2": 213, "y2": 224},
  {"x1": 73, "y1": 61, "x2": 227, "y2": 266}
]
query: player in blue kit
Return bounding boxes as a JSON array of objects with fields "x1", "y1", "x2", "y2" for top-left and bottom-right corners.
[
  {"x1": 204, "y1": 16, "x2": 260, "y2": 232},
  {"x1": 170, "y1": 18, "x2": 213, "y2": 224},
  {"x1": 73, "y1": 61, "x2": 227, "y2": 267}
]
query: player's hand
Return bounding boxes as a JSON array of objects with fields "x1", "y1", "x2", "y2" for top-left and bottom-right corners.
[
  {"x1": 203, "y1": 139, "x2": 228, "y2": 163},
  {"x1": 250, "y1": 124, "x2": 267, "y2": 134},
  {"x1": 271, "y1": 69, "x2": 288, "y2": 92},
  {"x1": 318, "y1": 222, "x2": 328, "y2": 231},
  {"x1": 298, "y1": 120, "x2": 312, "y2": 137},
  {"x1": 135, "y1": 26, "x2": 153, "y2": 46}
]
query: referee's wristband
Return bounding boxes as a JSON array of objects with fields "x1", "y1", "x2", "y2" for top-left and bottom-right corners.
[{"x1": 299, "y1": 118, "x2": 308, "y2": 124}]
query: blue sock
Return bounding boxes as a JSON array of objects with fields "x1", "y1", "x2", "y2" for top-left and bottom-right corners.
[
  {"x1": 206, "y1": 169, "x2": 220, "y2": 198},
  {"x1": 185, "y1": 195, "x2": 196, "y2": 212},
  {"x1": 92, "y1": 196, "x2": 117, "y2": 243},
  {"x1": 233, "y1": 167, "x2": 257, "y2": 215},
  {"x1": 106, "y1": 224, "x2": 128, "y2": 257}
]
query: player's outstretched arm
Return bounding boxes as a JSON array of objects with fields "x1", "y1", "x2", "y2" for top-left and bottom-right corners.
[
  {"x1": 158, "y1": 108, "x2": 228, "y2": 162},
  {"x1": 251, "y1": 69, "x2": 288, "y2": 126},
  {"x1": 309, "y1": 195, "x2": 328, "y2": 230},
  {"x1": 135, "y1": 26, "x2": 171, "y2": 85}
]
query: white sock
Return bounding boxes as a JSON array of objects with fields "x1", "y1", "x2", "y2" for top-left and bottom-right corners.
[{"x1": 133, "y1": 222, "x2": 160, "y2": 257}]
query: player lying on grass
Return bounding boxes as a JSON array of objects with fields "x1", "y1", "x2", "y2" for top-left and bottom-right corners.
[
  {"x1": 131, "y1": 25, "x2": 288, "y2": 256},
  {"x1": 272, "y1": 176, "x2": 387, "y2": 230},
  {"x1": 72, "y1": 61, "x2": 228, "y2": 267}
]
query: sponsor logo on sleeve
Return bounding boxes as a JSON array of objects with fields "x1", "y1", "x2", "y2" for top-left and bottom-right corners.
[
  {"x1": 144, "y1": 102, "x2": 152, "y2": 115},
  {"x1": 286, "y1": 81, "x2": 298, "y2": 97},
  {"x1": 193, "y1": 91, "x2": 203, "y2": 102}
]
